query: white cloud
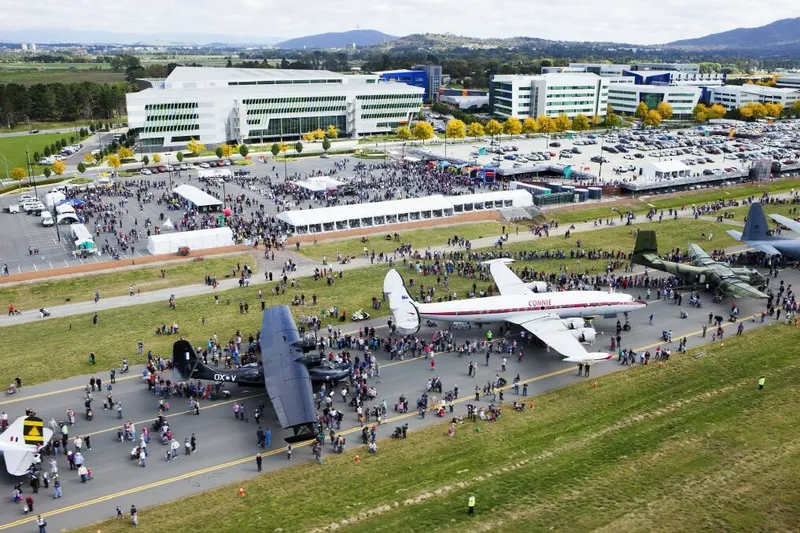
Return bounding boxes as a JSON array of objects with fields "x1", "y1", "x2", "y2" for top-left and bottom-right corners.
[{"x1": 0, "y1": 0, "x2": 798, "y2": 44}]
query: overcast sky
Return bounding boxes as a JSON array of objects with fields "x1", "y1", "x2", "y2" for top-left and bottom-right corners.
[{"x1": 1, "y1": 0, "x2": 798, "y2": 44}]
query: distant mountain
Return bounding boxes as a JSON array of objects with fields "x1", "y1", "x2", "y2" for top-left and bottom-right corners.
[
  {"x1": 668, "y1": 17, "x2": 800, "y2": 49},
  {"x1": 275, "y1": 30, "x2": 397, "y2": 49},
  {"x1": 0, "y1": 28, "x2": 281, "y2": 46}
]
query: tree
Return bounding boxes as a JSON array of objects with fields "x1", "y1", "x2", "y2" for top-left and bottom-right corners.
[
  {"x1": 43, "y1": 167, "x2": 52, "y2": 179},
  {"x1": 239, "y1": 144, "x2": 250, "y2": 157},
  {"x1": 176, "y1": 152, "x2": 184, "y2": 162},
  {"x1": 83, "y1": 153, "x2": 94, "y2": 164},
  {"x1": 656, "y1": 102, "x2": 673, "y2": 120},
  {"x1": 271, "y1": 143, "x2": 280, "y2": 157},
  {"x1": 322, "y1": 138, "x2": 331, "y2": 153},
  {"x1": 395, "y1": 125, "x2": 412, "y2": 140},
  {"x1": 44, "y1": 146, "x2": 51, "y2": 157},
  {"x1": 142, "y1": 155, "x2": 150, "y2": 167},
  {"x1": 94, "y1": 152, "x2": 103, "y2": 164},
  {"x1": 521, "y1": 117, "x2": 539, "y2": 135},
  {"x1": 554, "y1": 114, "x2": 572, "y2": 132},
  {"x1": 502, "y1": 117, "x2": 522, "y2": 136},
  {"x1": 635, "y1": 102, "x2": 649, "y2": 120},
  {"x1": 186, "y1": 138, "x2": 205, "y2": 155},
  {"x1": 412, "y1": 121, "x2": 434, "y2": 142},
  {"x1": 77, "y1": 162, "x2": 86, "y2": 174},
  {"x1": 764, "y1": 102, "x2": 783, "y2": 118},
  {"x1": 220, "y1": 144, "x2": 236, "y2": 159},
  {"x1": 572, "y1": 114, "x2": 590, "y2": 131},
  {"x1": 484, "y1": 119, "x2": 503, "y2": 140},
  {"x1": 467, "y1": 122, "x2": 485, "y2": 140},
  {"x1": 51, "y1": 160, "x2": 67, "y2": 175},
  {"x1": 740, "y1": 102, "x2": 766, "y2": 121},
  {"x1": 591, "y1": 115, "x2": 602, "y2": 127},
  {"x1": 790, "y1": 100, "x2": 800, "y2": 117},
  {"x1": 32, "y1": 151, "x2": 40, "y2": 162},
  {"x1": 105, "y1": 154, "x2": 121, "y2": 169},
  {"x1": 302, "y1": 132, "x2": 316, "y2": 142},
  {"x1": 10, "y1": 167, "x2": 27, "y2": 180},
  {"x1": 117, "y1": 146, "x2": 134, "y2": 159},
  {"x1": 295, "y1": 141, "x2": 303, "y2": 154},
  {"x1": 644, "y1": 109, "x2": 663, "y2": 128},
  {"x1": 692, "y1": 103, "x2": 709, "y2": 122},
  {"x1": 708, "y1": 104, "x2": 726, "y2": 120},
  {"x1": 215, "y1": 147, "x2": 224, "y2": 159},
  {"x1": 313, "y1": 129, "x2": 326, "y2": 141},
  {"x1": 445, "y1": 119, "x2": 467, "y2": 140},
  {"x1": 152, "y1": 154, "x2": 161, "y2": 164},
  {"x1": 326, "y1": 125, "x2": 339, "y2": 138}
]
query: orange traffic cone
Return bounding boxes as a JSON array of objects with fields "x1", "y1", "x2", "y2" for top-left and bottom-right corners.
[
  {"x1": 238, "y1": 487, "x2": 245, "y2": 498},
  {"x1": 354, "y1": 455, "x2": 360, "y2": 464}
]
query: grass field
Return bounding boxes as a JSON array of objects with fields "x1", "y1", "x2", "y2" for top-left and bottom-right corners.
[
  {"x1": 0, "y1": 118, "x2": 125, "y2": 134},
  {"x1": 551, "y1": 177, "x2": 800, "y2": 224},
  {"x1": 0, "y1": 63, "x2": 123, "y2": 85},
  {"x1": 0, "y1": 253, "x2": 254, "y2": 310},
  {"x1": 72, "y1": 323, "x2": 800, "y2": 533},
  {"x1": 0, "y1": 132, "x2": 81, "y2": 172},
  {"x1": 297, "y1": 221, "x2": 505, "y2": 261}
]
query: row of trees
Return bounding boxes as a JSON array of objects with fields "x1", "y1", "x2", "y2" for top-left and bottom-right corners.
[
  {"x1": 0, "y1": 82, "x2": 130, "y2": 127},
  {"x1": 300, "y1": 125, "x2": 339, "y2": 142}
]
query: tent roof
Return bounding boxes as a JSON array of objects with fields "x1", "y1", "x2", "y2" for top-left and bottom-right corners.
[
  {"x1": 291, "y1": 176, "x2": 345, "y2": 193},
  {"x1": 448, "y1": 189, "x2": 531, "y2": 205},
  {"x1": 277, "y1": 195, "x2": 452, "y2": 227},
  {"x1": 172, "y1": 184, "x2": 223, "y2": 208}
]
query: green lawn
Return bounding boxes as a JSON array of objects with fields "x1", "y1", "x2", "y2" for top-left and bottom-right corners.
[
  {"x1": 297, "y1": 221, "x2": 505, "y2": 261},
  {"x1": 0, "y1": 118, "x2": 126, "y2": 134},
  {"x1": 718, "y1": 202, "x2": 800, "y2": 222},
  {"x1": 71, "y1": 323, "x2": 800, "y2": 533},
  {"x1": 0, "y1": 132, "x2": 81, "y2": 172},
  {"x1": 0, "y1": 69, "x2": 124, "y2": 85},
  {"x1": 0, "y1": 253, "x2": 255, "y2": 310}
]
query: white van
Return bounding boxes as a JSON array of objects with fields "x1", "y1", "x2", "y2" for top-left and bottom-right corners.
[{"x1": 41, "y1": 211, "x2": 54, "y2": 226}]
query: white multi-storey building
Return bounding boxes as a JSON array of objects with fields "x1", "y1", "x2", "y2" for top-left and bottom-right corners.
[
  {"x1": 490, "y1": 73, "x2": 609, "y2": 120},
  {"x1": 705, "y1": 85, "x2": 800, "y2": 110},
  {"x1": 126, "y1": 67, "x2": 424, "y2": 149},
  {"x1": 607, "y1": 84, "x2": 702, "y2": 117}
]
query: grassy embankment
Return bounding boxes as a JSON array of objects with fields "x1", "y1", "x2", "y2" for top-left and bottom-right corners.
[
  {"x1": 1, "y1": 219, "x2": 734, "y2": 387},
  {"x1": 71, "y1": 323, "x2": 800, "y2": 533}
]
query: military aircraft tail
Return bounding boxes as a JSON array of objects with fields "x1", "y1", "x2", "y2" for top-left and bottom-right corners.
[
  {"x1": 631, "y1": 230, "x2": 659, "y2": 267},
  {"x1": 172, "y1": 339, "x2": 201, "y2": 382},
  {"x1": 383, "y1": 269, "x2": 420, "y2": 333},
  {"x1": 742, "y1": 203, "x2": 771, "y2": 241}
]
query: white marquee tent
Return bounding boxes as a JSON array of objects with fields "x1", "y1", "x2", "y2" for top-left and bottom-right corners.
[
  {"x1": 291, "y1": 176, "x2": 345, "y2": 193},
  {"x1": 147, "y1": 227, "x2": 234, "y2": 255},
  {"x1": 172, "y1": 184, "x2": 223, "y2": 212}
]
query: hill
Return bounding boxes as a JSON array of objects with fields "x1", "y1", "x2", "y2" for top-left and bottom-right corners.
[
  {"x1": 275, "y1": 29, "x2": 397, "y2": 49},
  {"x1": 668, "y1": 17, "x2": 800, "y2": 49},
  {"x1": 73, "y1": 323, "x2": 800, "y2": 533}
]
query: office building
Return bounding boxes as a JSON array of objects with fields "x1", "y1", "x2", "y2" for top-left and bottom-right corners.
[
  {"x1": 623, "y1": 70, "x2": 725, "y2": 87},
  {"x1": 629, "y1": 62, "x2": 700, "y2": 74},
  {"x1": 568, "y1": 63, "x2": 630, "y2": 77},
  {"x1": 490, "y1": 73, "x2": 609, "y2": 119},
  {"x1": 704, "y1": 85, "x2": 800, "y2": 110},
  {"x1": 376, "y1": 65, "x2": 442, "y2": 103},
  {"x1": 127, "y1": 67, "x2": 424, "y2": 149},
  {"x1": 607, "y1": 84, "x2": 701, "y2": 117},
  {"x1": 776, "y1": 76, "x2": 800, "y2": 89}
]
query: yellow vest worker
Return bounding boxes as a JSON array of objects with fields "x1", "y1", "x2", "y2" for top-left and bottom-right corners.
[
  {"x1": 486, "y1": 330, "x2": 492, "y2": 341},
  {"x1": 468, "y1": 495, "x2": 476, "y2": 515},
  {"x1": 758, "y1": 377, "x2": 765, "y2": 390}
]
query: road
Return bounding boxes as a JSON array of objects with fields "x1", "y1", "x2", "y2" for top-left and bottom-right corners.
[{"x1": 0, "y1": 267, "x2": 792, "y2": 531}]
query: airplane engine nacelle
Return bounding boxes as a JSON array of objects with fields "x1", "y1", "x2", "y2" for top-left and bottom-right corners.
[
  {"x1": 570, "y1": 327, "x2": 596, "y2": 344},
  {"x1": 526, "y1": 281, "x2": 548, "y2": 293},
  {"x1": 563, "y1": 317, "x2": 586, "y2": 330}
]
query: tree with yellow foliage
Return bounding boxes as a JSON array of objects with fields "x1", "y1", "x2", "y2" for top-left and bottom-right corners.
[
  {"x1": 467, "y1": 122, "x2": 484, "y2": 140},
  {"x1": 692, "y1": 104, "x2": 709, "y2": 122},
  {"x1": 521, "y1": 117, "x2": 539, "y2": 135},
  {"x1": 536, "y1": 115, "x2": 555, "y2": 134},
  {"x1": 153, "y1": 154, "x2": 162, "y2": 164},
  {"x1": 554, "y1": 114, "x2": 572, "y2": 132},
  {"x1": 396, "y1": 125, "x2": 412, "y2": 140},
  {"x1": 503, "y1": 117, "x2": 522, "y2": 136},
  {"x1": 220, "y1": 144, "x2": 237, "y2": 159},
  {"x1": 10, "y1": 167, "x2": 27, "y2": 180},
  {"x1": 644, "y1": 109, "x2": 663, "y2": 128},
  {"x1": 302, "y1": 132, "x2": 316, "y2": 142},
  {"x1": 707, "y1": 104, "x2": 726, "y2": 120},
  {"x1": 445, "y1": 119, "x2": 467, "y2": 140},
  {"x1": 51, "y1": 160, "x2": 67, "y2": 175},
  {"x1": 484, "y1": 119, "x2": 503, "y2": 140},
  {"x1": 764, "y1": 102, "x2": 783, "y2": 118},
  {"x1": 326, "y1": 125, "x2": 339, "y2": 138},
  {"x1": 105, "y1": 154, "x2": 121, "y2": 169},
  {"x1": 571, "y1": 114, "x2": 590, "y2": 131},
  {"x1": 186, "y1": 138, "x2": 205, "y2": 155},
  {"x1": 83, "y1": 153, "x2": 95, "y2": 164},
  {"x1": 635, "y1": 102, "x2": 649, "y2": 120},
  {"x1": 655, "y1": 102, "x2": 673, "y2": 120},
  {"x1": 412, "y1": 121, "x2": 434, "y2": 142},
  {"x1": 790, "y1": 100, "x2": 800, "y2": 117},
  {"x1": 313, "y1": 128, "x2": 326, "y2": 141},
  {"x1": 591, "y1": 115, "x2": 602, "y2": 127},
  {"x1": 739, "y1": 102, "x2": 766, "y2": 121}
]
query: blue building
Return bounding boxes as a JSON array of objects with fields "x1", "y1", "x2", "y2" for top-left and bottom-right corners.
[{"x1": 377, "y1": 65, "x2": 442, "y2": 103}]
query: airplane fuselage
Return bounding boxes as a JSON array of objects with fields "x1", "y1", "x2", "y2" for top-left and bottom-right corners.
[{"x1": 416, "y1": 291, "x2": 643, "y2": 323}]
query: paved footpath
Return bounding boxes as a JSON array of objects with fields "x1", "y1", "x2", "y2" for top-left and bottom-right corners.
[{"x1": 0, "y1": 196, "x2": 783, "y2": 328}]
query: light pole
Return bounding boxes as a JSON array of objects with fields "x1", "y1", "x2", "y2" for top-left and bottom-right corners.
[
  {"x1": 0, "y1": 153, "x2": 9, "y2": 180},
  {"x1": 26, "y1": 150, "x2": 38, "y2": 198}
]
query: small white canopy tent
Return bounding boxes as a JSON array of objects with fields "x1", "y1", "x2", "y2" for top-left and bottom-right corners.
[{"x1": 147, "y1": 227, "x2": 234, "y2": 255}]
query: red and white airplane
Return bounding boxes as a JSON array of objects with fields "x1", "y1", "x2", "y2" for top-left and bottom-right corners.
[{"x1": 383, "y1": 259, "x2": 647, "y2": 363}]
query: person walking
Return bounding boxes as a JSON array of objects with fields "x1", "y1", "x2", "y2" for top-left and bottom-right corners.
[
  {"x1": 52, "y1": 476, "x2": 62, "y2": 499},
  {"x1": 37, "y1": 514, "x2": 47, "y2": 533},
  {"x1": 758, "y1": 376, "x2": 765, "y2": 390},
  {"x1": 130, "y1": 505, "x2": 138, "y2": 527},
  {"x1": 468, "y1": 494, "x2": 476, "y2": 515},
  {"x1": 256, "y1": 453, "x2": 262, "y2": 472}
]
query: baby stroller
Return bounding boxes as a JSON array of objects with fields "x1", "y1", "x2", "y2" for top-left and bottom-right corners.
[{"x1": 391, "y1": 426, "x2": 403, "y2": 439}]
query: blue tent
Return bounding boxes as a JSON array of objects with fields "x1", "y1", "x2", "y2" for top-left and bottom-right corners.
[{"x1": 58, "y1": 198, "x2": 85, "y2": 208}]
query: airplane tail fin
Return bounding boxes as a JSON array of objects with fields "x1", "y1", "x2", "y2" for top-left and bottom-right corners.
[
  {"x1": 383, "y1": 269, "x2": 420, "y2": 334},
  {"x1": 631, "y1": 230, "x2": 658, "y2": 267},
  {"x1": 742, "y1": 203, "x2": 770, "y2": 241},
  {"x1": 172, "y1": 339, "x2": 200, "y2": 382}
]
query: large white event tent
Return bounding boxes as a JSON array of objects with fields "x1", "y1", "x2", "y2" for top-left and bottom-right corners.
[
  {"x1": 147, "y1": 227, "x2": 234, "y2": 255},
  {"x1": 276, "y1": 190, "x2": 531, "y2": 235},
  {"x1": 172, "y1": 184, "x2": 223, "y2": 212},
  {"x1": 292, "y1": 176, "x2": 345, "y2": 193}
]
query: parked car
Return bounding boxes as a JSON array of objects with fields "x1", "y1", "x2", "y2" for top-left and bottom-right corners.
[{"x1": 549, "y1": 142, "x2": 561, "y2": 147}]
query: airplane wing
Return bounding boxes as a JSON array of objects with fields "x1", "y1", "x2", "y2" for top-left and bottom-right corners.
[
  {"x1": 259, "y1": 305, "x2": 318, "y2": 441},
  {"x1": 726, "y1": 230, "x2": 743, "y2": 241},
  {"x1": 720, "y1": 279, "x2": 768, "y2": 299},
  {"x1": 0, "y1": 449, "x2": 36, "y2": 476},
  {"x1": 507, "y1": 314, "x2": 612, "y2": 363},
  {"x1": 0, "y1": 416, "x2": 52, "y2": 476},
  {"x1": 688, "y1": 243, "x2": 715, "y2": 266},
  {"x1": 745, "y1": 241, "x2": 782, "y2": 256},
  {"x1": 486, "y1": 259, "x2": 532, "y2": 297},
  {"x1": 769, "y1": 214, "x2": 800, "y2": 234}
]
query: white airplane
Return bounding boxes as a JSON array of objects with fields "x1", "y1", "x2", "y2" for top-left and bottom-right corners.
[
  {"x1": 383, "y1": 259, "x2": 647, "y2": 363},
  {"x1": 0, "y1": 416, "x2": 53, "y2": 476}
]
